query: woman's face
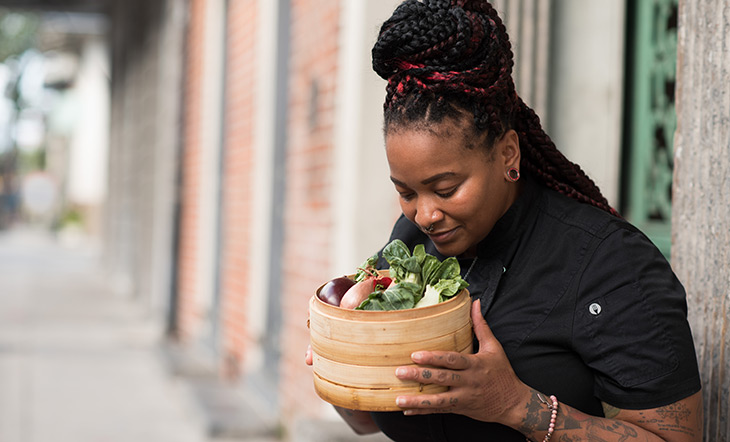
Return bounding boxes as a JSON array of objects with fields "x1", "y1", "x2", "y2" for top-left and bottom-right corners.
[{"x1": 385, "y1": 123, "x2": 521, "y2": 257}]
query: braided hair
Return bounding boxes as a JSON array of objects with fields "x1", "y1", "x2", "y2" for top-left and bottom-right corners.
[{"x1": 372, "y1": 0, "x2": 620, "y2": 217}]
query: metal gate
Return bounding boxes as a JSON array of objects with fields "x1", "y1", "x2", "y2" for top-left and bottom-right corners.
[{"x1": 623, "y1": 0, "x2": 679, "y2": 257}]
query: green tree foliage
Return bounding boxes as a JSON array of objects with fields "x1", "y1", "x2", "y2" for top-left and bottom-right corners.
[{"x1": 0, "y1": 9, "x2": 40, "y2": 63}]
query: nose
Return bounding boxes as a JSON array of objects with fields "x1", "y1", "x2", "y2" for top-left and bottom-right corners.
[{"x1": 414, "y1": 196, "x2": 443, "y2": 230}]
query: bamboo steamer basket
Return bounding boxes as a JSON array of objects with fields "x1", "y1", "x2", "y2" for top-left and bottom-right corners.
[{"x1": 309, "y1": 274, "x2": 473, "y2": 411}]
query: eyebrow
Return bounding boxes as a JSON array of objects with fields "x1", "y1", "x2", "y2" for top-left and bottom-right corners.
[{"x1": 390, "y1": 172, "x2": 457, "y2": 187}]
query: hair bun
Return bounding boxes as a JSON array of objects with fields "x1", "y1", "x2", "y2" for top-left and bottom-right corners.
[{"x1": 372, "y1": 0, "x2": 512, "y2": 88}]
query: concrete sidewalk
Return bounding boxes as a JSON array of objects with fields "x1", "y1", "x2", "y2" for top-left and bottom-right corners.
[{"x1": 0, "y1": 227, "x2": 266, "y2": 442}]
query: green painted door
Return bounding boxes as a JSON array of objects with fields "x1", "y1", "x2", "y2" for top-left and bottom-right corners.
[{"x1": 623, "y1": 0, "x2": 678, "y2": 257}]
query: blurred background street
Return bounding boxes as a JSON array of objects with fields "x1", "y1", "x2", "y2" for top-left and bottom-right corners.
[
  {"x1": 0, "y1": 1, "x2": 403, "y2": 439},
  {"x1": 0, "y1": 226, "x2": 280, "y2": 442}
]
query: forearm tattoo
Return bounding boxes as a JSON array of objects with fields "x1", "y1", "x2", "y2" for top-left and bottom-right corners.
[
  {"x1": 519, "y1": 391, "x2": 699, "y2": 442},
  {"x1": 635, "y1": 403, "x2": 697, "y2": 438}
]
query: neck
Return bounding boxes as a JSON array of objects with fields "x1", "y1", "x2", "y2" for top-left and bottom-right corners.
[{"x1": 461, "y1": 179, "x2": 524, "y2": 259}]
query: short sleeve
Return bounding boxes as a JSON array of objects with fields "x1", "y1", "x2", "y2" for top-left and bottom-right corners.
[{"x1": 572, "y1": 226, "x2": 701, "y2": 410}]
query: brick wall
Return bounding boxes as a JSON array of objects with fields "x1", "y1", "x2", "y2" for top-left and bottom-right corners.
[
  {"x1": 279, "y1": 0, "x2": 342, "y2": 420},
  {"x1": 173, "y1": 0, "x2": 391, "y2": 427},
  {"x1": 218, "y1": 0, "x2": 258, "y2": 376},
  {"x1": 176, "y1": 0, "x2": 206, "y2": 342}
]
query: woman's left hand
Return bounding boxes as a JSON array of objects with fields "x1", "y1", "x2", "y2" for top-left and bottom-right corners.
[{"x1": 394, "y1": 299, "x2": 532, "y2": 426}]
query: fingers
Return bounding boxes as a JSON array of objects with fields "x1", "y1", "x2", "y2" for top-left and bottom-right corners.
[
  {"x1": 305, "y1": 344, "x2": 313, "y2": 366},
  {"x1": 395, "y1": 392, "x2": 460, "y2": 414},
  {"x1": 471, "y1": 299, "x2": 498, "y2": 353},
  {"x1": 411, "y1": 350, "x2": 470, "y2": 369},
  {"x1": 392, "y1": 301, "x2": 520, "y2": 421},
  {"x1": 395, "y1": 364, "x2": 465, "y2": 386}
]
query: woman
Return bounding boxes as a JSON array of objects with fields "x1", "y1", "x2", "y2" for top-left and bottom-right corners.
[{"x1": 307, "y1": 1, "x2": 703, "y2": 440}]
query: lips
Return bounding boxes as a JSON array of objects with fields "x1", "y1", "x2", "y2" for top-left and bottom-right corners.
[{"x1": 427, "y1": 227, "x2": 458, "y2": 243}]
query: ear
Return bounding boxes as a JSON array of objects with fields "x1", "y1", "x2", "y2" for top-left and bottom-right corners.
[{"x1": 497, "y1": 129, "x2": 521, "y2": 169}]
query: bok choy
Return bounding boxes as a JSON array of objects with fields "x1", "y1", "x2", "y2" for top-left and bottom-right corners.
[{"x1": 356, "y1": 239, "x2": 469, "y2": 311}]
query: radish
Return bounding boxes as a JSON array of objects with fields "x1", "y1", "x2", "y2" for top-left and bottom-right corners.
[{"x1": 340, "y1": 279, "x2": 377, "y2": 309}]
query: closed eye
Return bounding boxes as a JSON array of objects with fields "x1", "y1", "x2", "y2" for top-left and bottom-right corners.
[
  {"x1": 435, "y1": 187, "x2": 458, "y2": 198},
  {"x1": 399, "y1": 192, "x2": 415, "y2": 202}
]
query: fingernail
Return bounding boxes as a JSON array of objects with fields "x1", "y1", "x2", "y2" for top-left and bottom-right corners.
[
  {"x1": 412, "y1": 352, "x2": 423, "y2": 362},
  {"x1": 395, "y1": 367, "x2": 407, "y2": 377},
  {"x1": 396, "y1": 397, "x2": 406, "y2": 406}
]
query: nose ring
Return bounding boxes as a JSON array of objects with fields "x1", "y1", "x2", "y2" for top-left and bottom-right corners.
[{"x1": 424, "y1": 224, "x2": 435, "y2": 233}]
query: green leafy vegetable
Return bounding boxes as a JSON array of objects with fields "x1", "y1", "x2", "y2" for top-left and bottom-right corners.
[
  {"x1": 354, "y1": 253, "x2": 379, "y2": 283},
  {"x1": 355, "y1": 239, "x2": 469, "y2": 311},
  {"x1": 358, "y1": 281, "x2": 421, "y2": 311}
]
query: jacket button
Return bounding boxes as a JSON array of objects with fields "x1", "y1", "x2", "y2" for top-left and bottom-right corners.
[{"x1": 589, "y1": 302, "x2": 602, "y2": 315}]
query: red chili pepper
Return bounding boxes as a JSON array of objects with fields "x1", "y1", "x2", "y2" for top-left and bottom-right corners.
[{"x1": 372, "y1": 276, "x2": 392, "y2": 291}]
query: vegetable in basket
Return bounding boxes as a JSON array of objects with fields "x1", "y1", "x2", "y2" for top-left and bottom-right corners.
[
  {"x1": 317, "y1": 239, "x2": 469, "y2": 310},
  {"x1": 355, "y1": 239, "x2": 468, "y2": 310}
]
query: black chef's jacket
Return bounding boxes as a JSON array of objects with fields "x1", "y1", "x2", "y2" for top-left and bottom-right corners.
[{"x1": 369, "y1": 177, "x2": 701, "y2": 442}]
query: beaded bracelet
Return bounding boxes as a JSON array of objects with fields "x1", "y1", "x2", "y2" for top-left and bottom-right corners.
[{"x1": 526, "y1": 393, "x2": 559, "y2": 442}]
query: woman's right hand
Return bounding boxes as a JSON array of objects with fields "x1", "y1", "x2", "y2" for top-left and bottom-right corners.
[
  {"x1": 307, "y1": 279, "x2": 369, "y2": 366},
  {"x1": 306, "y1": 279, "x2": 381, "y2": 435},
  {"x1": 305, "y1": 344, "x2": 313, "y2": 366},
  {"x1": 306, "y1": 279, "x2": 369, "y2": 366}
]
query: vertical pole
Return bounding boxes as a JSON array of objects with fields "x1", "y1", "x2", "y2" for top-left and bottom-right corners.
[{"x1": 673, "y1": 0, "x2": 730, "y2": 439}]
